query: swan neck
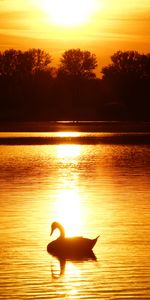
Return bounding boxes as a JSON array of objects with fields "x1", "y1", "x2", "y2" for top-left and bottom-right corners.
[{"x1": 58, "y1": 224, "x2": 65, "y2": 238}]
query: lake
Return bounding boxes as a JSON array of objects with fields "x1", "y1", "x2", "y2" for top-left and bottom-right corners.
[{"x1": 0, "y1": 130, "x2": 150, "y2": 300}]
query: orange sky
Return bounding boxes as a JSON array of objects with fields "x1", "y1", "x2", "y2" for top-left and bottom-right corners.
[{"x1": 0, "y1": 0, "x2": 150, "y2": 74}]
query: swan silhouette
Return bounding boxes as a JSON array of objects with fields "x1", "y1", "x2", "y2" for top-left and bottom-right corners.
[{"x1": 47, "y1": 221, "x2": 99, "y2": 259}]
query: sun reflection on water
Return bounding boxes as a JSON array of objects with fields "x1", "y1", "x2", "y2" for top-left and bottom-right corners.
[
  {"x1": 54, "y1": 189, "x2": 81, "y2": 237},
  {"x1": 57, "y1": 132, "x2": 80, "y2": 138},
  {"x1": 51, "y1": 143, "x2": 82, "y2": 237},
  {"x1": 56, "y1": 144, "x2": 81, "y2": 159}
]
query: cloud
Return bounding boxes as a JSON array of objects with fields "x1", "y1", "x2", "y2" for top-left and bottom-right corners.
[{"x1": 0, "y1": 12, "x2": 31, "y2": 33}]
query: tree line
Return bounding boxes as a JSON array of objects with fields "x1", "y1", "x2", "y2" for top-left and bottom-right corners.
[{"x1": 0, "y1": 48, "x2": 150, "y2": 121}]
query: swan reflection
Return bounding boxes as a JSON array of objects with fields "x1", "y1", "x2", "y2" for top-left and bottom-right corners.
[{"x1": 50, "y1": 251, "x2": 97, "y2": 278}]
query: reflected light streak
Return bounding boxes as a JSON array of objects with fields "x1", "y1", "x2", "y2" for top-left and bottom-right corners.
[
  {"x1": 51, "y1": 142, "x2": 82, "y2": 237},
  {"x1": 54, "y1": 189, "x2": 81, "y2": 237},
  {"x1": 66, "y1": 261, "x2": 81, "y2": 276},
  {"x1": 57, "y1": 144, "x2": 81, "y2": 159},
  {"x1": 57, "y1": 132, "x2": 80, "y2": 137}
]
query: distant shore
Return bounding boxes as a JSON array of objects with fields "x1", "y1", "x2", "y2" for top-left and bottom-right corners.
[{"x1": 0, "y1": 121, "x2": 150, "y2": 133}]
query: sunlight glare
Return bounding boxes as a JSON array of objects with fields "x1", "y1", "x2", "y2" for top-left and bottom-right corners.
[
  {"x1": 66, "y1": 261, "x2": 81, "y2": 279},
  {"x1": 54, "y1": 189, "x2": 81, "y2": 237},
  {"x1": 50, "y1": 143, "x2": 82, "y2": 237},
  {"x1": 57, "y1": 132, "x2": 80, "y2": 138},
  {"x1": 36, "y1": 0, "x2": 98, "y2": 27},
  {"x1": 57, "y1": 144, "x2": 81, "y2": 159}
]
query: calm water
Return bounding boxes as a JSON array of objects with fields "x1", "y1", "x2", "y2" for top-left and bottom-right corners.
[{"x1": 0, "y1": 132, "x2": 150, "y2": 300}]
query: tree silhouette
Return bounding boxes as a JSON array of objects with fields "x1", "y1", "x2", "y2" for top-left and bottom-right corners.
[
  {"x1": 58, "y1": 48, "x2": 97, "y2": 79},
  {"x1": 0, "y1": 48, "x2": 53, "y2": 121},
  {"x1": 101, "y1": 50, "x2": 150, "y2": 80},
  {"x1": 0, "y1": 48, "x2": 52, "y2": 78},
  {"x1": 101, "y1": 51, "x2": 150, "y2": 120},
  {"x1": 24, "y1": 49, "x2": 52, "y2": 75},
  {"x1": 0, "y1": 48, "x2": 150, "y2": 121}
]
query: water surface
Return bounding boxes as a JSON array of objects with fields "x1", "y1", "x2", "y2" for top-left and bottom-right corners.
[{"x1": 0, "y1": 132, "x2": 150, "y2": 299}]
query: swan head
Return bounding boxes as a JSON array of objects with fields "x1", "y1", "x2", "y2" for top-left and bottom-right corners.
[
  {"x1": 50, "y1": 221, "x2": 65, "y2": 238},
  {"x1": 50, "y1": 222, "x2": 59, "y2": 236}
]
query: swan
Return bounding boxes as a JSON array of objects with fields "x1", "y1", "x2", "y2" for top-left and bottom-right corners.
[{"x1": 47, "y1": 221, "x2": 99, "y2": 258}]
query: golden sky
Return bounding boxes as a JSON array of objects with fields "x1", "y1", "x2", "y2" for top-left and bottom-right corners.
[{"x1": 0, "y1": 0, "x2": 150, "y2": 71}]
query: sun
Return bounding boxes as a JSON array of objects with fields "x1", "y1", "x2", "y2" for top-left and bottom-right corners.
[{"x1": 38, "y1": 0, "x2": 96, "y2": 27}]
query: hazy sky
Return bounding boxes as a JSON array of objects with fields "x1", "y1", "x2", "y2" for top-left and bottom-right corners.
[{"x1": 0, "y1": 0, "x2": 150, "y2": 71}]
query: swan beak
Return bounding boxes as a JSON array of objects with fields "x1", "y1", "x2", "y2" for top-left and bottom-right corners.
[{"x1": 50, "y1": 228, "x2": 53, "y2": 236}]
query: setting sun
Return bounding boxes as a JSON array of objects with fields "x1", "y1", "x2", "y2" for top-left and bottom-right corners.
[{"x1": 37, "y1": 0, "x2": 96, "y2": 27}]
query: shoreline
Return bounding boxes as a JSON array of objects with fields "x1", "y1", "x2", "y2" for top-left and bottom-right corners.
[{"x1": 0, "y1": 121, "x2": 150, "y2": 133}]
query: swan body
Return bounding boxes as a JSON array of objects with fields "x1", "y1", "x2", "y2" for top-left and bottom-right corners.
[{"x1": 47, "y1": 222, "x2": 99, "y2": 258}]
